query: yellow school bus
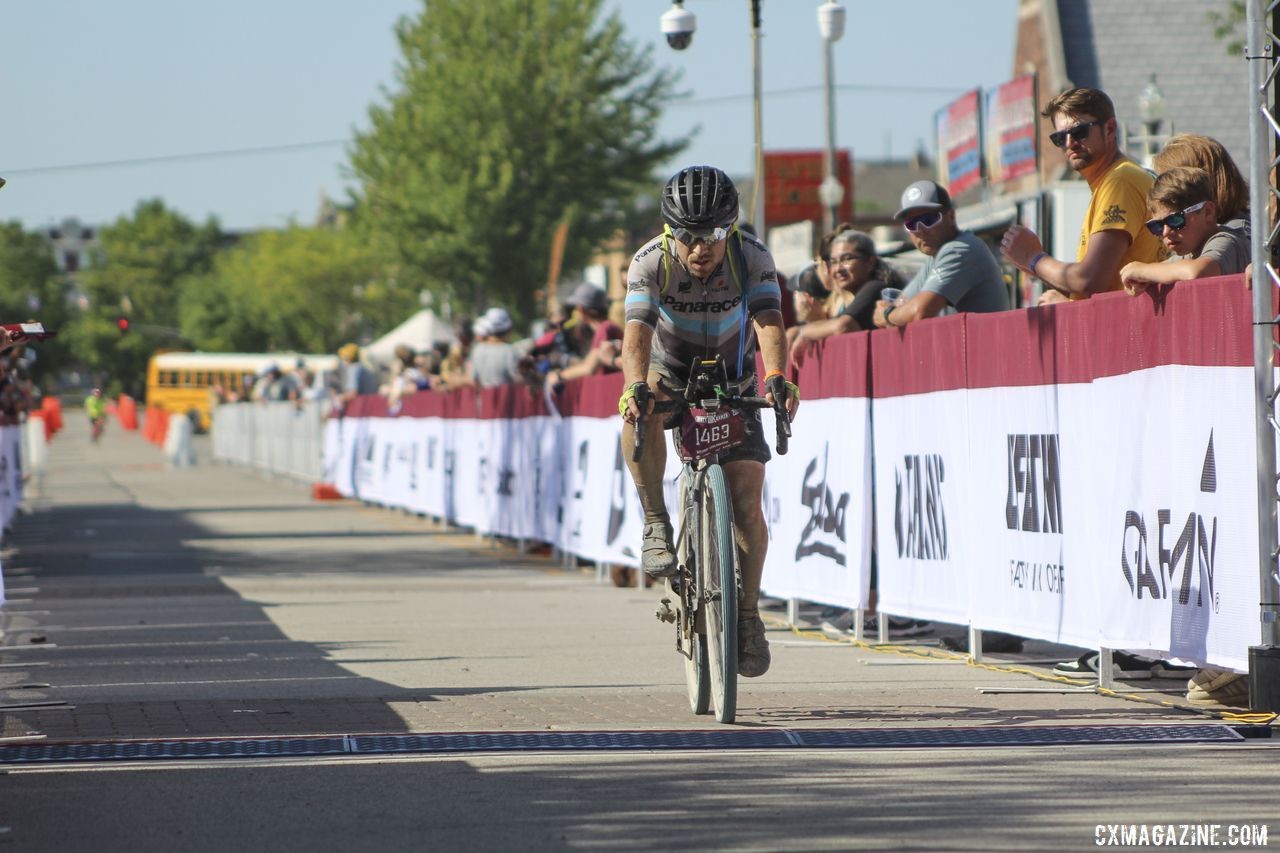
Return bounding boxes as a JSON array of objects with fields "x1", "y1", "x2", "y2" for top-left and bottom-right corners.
[{"x1": 145, "y1": 351, "x2": 340, "y2": 430}]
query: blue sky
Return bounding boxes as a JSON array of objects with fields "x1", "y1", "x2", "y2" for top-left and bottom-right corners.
[{"x1": 2, "y1": 0, "x2": 1017, "y2": 232}]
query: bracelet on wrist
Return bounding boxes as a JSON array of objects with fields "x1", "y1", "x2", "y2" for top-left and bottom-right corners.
[
  {"x1": 1028, "y1": 251, "x2": 1048, "y2": 277},
  {"x1": 882, "y1": 304, "x2": 895, "y2": 327}
]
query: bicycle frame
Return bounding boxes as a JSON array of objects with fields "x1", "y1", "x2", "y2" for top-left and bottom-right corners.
[{"x1": 640, "y1": 356, "x2": 790, "y2": 723}]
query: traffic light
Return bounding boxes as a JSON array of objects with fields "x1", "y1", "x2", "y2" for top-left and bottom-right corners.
[{"x1": 117, "y1": 317, "x2": 130, "y2": 334}]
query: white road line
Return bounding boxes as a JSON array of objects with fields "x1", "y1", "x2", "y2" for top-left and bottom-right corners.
[
  {"x1": 55, "y1": 675, "x2": 361, "y2": 688},
  {"x1": 54, "y1": 621, "x2": 274, "y2": 632}
]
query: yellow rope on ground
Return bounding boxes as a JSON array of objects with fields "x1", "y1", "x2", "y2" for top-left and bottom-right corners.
[{"x1": 767, "y1": 617, "x2": 1279, "y2": 727}]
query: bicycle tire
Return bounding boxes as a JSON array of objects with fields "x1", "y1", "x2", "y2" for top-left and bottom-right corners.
[
  {"x1": 678, "y1": 473, "x2": 710, "y2": 715},
  {"x1": 699, "y1": 464, "x2": 737, "y2": 723}
]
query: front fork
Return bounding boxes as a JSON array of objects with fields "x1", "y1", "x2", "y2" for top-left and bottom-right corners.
[{"x1": 655, "y1": 470, "x2": 703, "y2": 659}]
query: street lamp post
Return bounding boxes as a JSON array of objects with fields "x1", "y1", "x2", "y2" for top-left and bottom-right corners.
[
  {"x1": 1136, "y1": 74, "x2": 1166, "y2": 169},
  {"x1": 817, "y1": 2, "x2": 846, "y2": 234},
  {"x1": 661, "y1": 1, "x2": 767, "y2": 231}
]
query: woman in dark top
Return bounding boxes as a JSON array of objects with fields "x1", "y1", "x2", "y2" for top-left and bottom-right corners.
[{"x1": 790, "y1": 228, "x2": 906, "y2": 367}]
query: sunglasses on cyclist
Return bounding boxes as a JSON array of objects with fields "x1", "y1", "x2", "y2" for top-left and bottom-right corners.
[
  {"x1": 1048, "y1": 119, "x2": 1103, "y2": 149},
  {"x1": 903, "y1": 210, "x2": 944, "y2": 233},
  {"x1": 1144, "y1": 201, "x2": 1208, "y2": 236},
  {"x1": 671, "y1": 225, "x2": 729, "y2": 247}
]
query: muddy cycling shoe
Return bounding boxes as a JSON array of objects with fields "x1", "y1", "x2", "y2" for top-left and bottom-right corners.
[
  {"x1": 737, "y1": 613, "x2": 771, "y2": 678},
  {"x1": 641, "y1": 520, "x2": 677, "y2": 578}
]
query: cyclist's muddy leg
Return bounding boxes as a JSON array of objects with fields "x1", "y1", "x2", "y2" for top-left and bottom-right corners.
[
  {"x1": 722, "y1": 459, "x2": 766, "y2": 615},
  {"x1": 620, "y1": 374, "x2": 670, "y2": 523}
]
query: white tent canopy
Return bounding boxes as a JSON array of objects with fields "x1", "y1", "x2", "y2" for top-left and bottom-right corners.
[{"x1": 364, "y1": 310, "x2": 456, "y2": 365}]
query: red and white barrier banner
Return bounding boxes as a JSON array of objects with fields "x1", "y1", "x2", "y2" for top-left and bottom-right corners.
[
  {"x1": 1067, "y1": 285, "x2": 1260, "y2": 671},
  {"x1": 871, "y1": 315, "x2": 974, "y2": 625},
  {"x1": 547, "y1": 375, "x2": 681, "y2": 567},
  {"x1": 761, "y1": 333, "x2": 872, "y2": 609},
  {"x1": 962, "y1": 304, "x2": 1098, "y2": 647},
  {"x1": 310, "y1": 276, "x2": 1266, "y2": 670}
]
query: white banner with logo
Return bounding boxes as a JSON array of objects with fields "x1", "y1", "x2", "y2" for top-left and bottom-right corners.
[
  {"x1": 872, "y1": 389, "x2": 973, "y2": 625},
  {"x1": 553, "y1": 415, "x2": 685, "y2": 568},
  {"x1": 1082, "y1": 366, "x2": 1259, "y2": 671},
  {"x1": 761, "y1": 398, "x2": 871, "y2": 610},
  {"x1": 964, "y1": 384, "x2": 1097, "y2": 647}
]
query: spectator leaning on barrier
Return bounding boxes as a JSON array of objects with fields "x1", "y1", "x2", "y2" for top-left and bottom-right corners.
[
  {"x1": 1001, "y1": 87, "x2": 1167, "y2": 304},
  {"x1": 783, "y1": 264, "x2": 831, "y2": 349},
  {"x1": 872, "y1": 180, "x2": 1009, "y2": 329},
  {"x1": 792, "y1": 228, "x2": 906, "y2": 364},
  {"x1": 387, "y1": 343, "x2": 431, "y2": 410},
  {"x1": 436, "y1": 318, "x2": 475, "y2": 391},
  {"x1": 545, "y1": 282, "x2": 623, "y2": 389},
  {"x1": 1151, "y1": 133, "x2": 1257, "y2": 296},
  {"x1": 338, "y1": 343, "x2": 378, "y2": 406},
  {"x1": 467, "y1": 308, "x2": 521, "y2": 388},
  {"x1": 1119, "y1": 167, "x2": 1250, "y2": 295},
  {"x1": 1153, "y1": 134, "x2": 1250, "y2": 227}
]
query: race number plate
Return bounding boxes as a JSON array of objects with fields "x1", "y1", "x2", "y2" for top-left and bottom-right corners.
[{"x1": 676, "y1": 408, "x2": 747, "y2": 462}]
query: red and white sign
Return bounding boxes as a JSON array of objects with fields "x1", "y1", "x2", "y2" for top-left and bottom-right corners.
[
  {"x1": 763, "y1": 150, "x2": 854, "y2": 228},
  {"x1": 936, "y1": 89, "x2": 983, "y2": 197},
  {"x1": 984, "y1": 74, "x2": 1038, "y2": 185}
]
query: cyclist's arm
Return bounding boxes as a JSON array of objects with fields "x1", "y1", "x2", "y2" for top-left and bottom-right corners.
[
  {"x1": 753, "y1": 310, "x2": 788, "y2": 378},
  {"x1": 620, "y1": 321, "x2": 653, "y2": 387}
]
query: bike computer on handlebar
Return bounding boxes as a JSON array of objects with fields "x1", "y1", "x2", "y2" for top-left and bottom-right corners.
[{"x1": 631, "y1": 356, "x2": 789, "y2": 462}]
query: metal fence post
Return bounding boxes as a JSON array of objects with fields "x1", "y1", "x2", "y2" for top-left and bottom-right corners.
[{"x1": 1246, "y1": 0, "x2": 1280, "y2": 712}]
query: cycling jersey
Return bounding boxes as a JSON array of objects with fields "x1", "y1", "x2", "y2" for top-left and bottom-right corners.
[
  {"x1": 85, "y1": 396, "x2": 107, "y2": 420},
  {"x1": 624, "y1": 230, "x2": 781, "y2": 380}
]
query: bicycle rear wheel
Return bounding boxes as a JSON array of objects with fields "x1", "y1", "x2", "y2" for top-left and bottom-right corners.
[{"x1": 699, "y1": 464, "x2": 737, "y2": 723}]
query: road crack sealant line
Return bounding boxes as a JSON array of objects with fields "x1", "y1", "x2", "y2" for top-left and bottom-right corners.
[
  {"x1": 0, "y1": 723, "x2": 1249, "y2": 766},
  {"x1": 764, "y1": 617, "x2": 1280, "y2": 728}
]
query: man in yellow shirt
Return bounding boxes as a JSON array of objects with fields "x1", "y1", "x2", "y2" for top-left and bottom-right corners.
[{"x1": 1001, "y1": 87, "x2": 1167, "y2": 303}]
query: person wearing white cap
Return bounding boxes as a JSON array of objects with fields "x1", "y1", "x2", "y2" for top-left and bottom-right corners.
[{"x1": 466, "y1": 306, "x2": 520, "y2": 387}]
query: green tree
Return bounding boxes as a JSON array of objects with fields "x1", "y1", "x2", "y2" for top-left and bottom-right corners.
[
  {"x1": 180, "y1": 225, "x2": 393, "y2": 354},
  {"x1": 0, "y1": 222, "x2": 74, "y2": 384},
  {"x1": 74, "y1": 199, "x2": 221, "y2": 396},
  {"x1": 349, "y1": 0, "x2": 688, "y2": 320},
  {"x1": 1209, "y1": 1, "x2": 1245, "y2": 54}
]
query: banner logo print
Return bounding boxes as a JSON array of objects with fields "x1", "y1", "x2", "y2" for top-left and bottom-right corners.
[
  {"x1": 1005, "y1": 434, "x2": 1063, "y2": 533},
  {"x1": 1119, "y1": 432, "x2": 1219, "y2": 610},
  {"x1": 606, "y1": 438, "x2": 626, "y2": 545},
  {"x1": 894, "y1": 453, "x2": 948, "y2": 560},
  {"x1": 497, "y1": 466, "x2": 516, "y2": 497},
  {"x1": 796, "y1": 442, "x2": 850, "y2": 565}
]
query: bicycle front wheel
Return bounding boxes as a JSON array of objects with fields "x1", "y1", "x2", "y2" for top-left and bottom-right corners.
[
  {"x1": 698, "y1": 464, "x2": 737, "y2": 724},
  {"x1": 679, "y1": 474, "x2": 710, "y2": 715}
]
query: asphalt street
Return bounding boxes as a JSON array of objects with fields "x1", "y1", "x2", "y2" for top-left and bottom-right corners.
[{"x1": 0, "y1": 416, "x2": 1274, "y2": 851}]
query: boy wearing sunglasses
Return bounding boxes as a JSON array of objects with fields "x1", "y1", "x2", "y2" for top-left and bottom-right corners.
[
  {"x1": 1118, "y1": 166, "x2": 1249, "y2": 295},
  {"x1": 872, "y1": 180, "x2": 1008, "y2": 329},
  {"x1": 1000, "y1": 88, "x2": 1166, "y2": 303}
]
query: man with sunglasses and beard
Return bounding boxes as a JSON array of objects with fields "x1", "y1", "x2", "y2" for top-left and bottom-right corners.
[
  {"x1": 872, "y1": 179, "x2": 1009, "y2": 329},
  {"x1": 620, "y1": 165, "x2": 798, "y2": 678},
  {"x1": 1000, "y1": 87, "x2": 1167, "y2": 304}
]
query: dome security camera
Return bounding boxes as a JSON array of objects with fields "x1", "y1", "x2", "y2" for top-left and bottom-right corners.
[{"x1": 661, "y1": 3, "x2": 696, "y2": 51}]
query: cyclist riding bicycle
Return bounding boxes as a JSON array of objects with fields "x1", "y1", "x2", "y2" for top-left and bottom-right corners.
[
  {"x1": 620, "y1": 165, "x2": 799, "y2": 678},
  {"x1": 85, "y1": 388, "x2": 107, "y2": 441}
]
